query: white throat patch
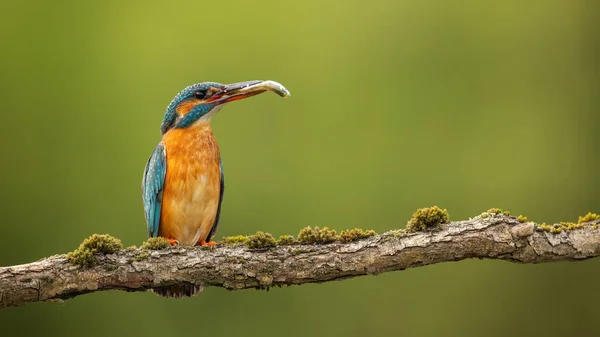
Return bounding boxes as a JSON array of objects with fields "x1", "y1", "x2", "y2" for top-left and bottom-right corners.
[{"x1": 197, "y1": 105, "x2": 223, "y2": 123}]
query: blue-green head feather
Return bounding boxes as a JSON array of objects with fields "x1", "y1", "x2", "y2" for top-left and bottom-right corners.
[{"x1": 160, "y1": 82, "x2": 225, "y2": 134}]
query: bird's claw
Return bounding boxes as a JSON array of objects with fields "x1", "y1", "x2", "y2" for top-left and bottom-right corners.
[{"x1": 199, "y1": 240, "x2": 216, "y2": 248}]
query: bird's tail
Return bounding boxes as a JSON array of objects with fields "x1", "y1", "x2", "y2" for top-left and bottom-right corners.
[{"x1": 151, "y1": 284, "x2": 203, "y2": 298}]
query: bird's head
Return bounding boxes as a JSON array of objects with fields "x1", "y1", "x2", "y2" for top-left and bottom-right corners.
[{"x1": 160, "y1": 80, "x2": 290, "y2": 134}]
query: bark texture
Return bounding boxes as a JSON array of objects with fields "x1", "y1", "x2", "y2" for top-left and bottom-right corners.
[{"x1": 1, "y1": 215, "x2": 599, "y2": 308}]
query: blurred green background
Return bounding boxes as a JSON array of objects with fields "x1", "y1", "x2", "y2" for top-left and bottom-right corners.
[{"x1": 1, "y1": 0, "x2": 598, "y2": 336}]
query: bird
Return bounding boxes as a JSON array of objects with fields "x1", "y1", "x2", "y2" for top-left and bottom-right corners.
[{"x1": 142, "y1": 80, "x2": 290, "y2": 297}]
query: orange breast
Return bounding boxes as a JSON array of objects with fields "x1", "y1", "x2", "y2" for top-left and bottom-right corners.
[{"x1": 160, "y1": 122, "x2": 222, "y2": 246}]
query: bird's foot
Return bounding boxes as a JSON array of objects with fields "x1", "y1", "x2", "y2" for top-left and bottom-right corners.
[
  {"x1": 167, "y1": 238, "x2": 179, "y2": 246},
  {"x1": 199, "y1": 240, "x2": 216, "y2": 247}
]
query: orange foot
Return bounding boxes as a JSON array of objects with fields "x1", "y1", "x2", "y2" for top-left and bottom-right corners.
[
  {"x1": 199, "y1": 240, "x2": 216, "y2": 247},
  {"x1": 167, "y1": 238, "x2": 179, "y2": 246}
]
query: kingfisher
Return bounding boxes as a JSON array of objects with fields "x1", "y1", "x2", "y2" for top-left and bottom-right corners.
[{"x1": 142, "y1": 80, "x2": 290, "y2": 297}]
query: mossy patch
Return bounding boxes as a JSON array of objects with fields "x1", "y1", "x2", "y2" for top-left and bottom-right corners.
[
  {"x1": 537, "y1": 222, "x2": 584, "y2": 233},
  {"x1": 221, "y1": 235, "x2": 249, "y2": 245},
  {"x1": 134, "y1": 251, "x2": 150, "y2": 261},
  {"x1": 388, "y1": 229, "x2": 408, "y2": 238},
  {"x1": 245, "y1": 232, "x2": 276, "y2": 249},
  {"x1": 67, "y1": 249, "x2": 94, "y2": 266},
  {"x1": 277, "y1": 235, "x2": 298, "y2": 246},
  {"x1": 535, "y1": 213, "x2": 599, "y2": 233},
  {"x1": 517, "y1": 215, "x2": 528, "y2": 223},
  {"x1": 297, "y1": 226, "x2": 337, "y2": 244},
  {"x1": 537, "y1": 223, "x2": 551, "y2": 232},
  {"x1": 140, "y1": 237, "x2": 172, "y2": 250},
  {"x1": 67, "y1": 234, "x2": 123, "y2": 267},
  {"x1": 561, "y1": 222, "x2": 583, "y2": 230},
  {"x1": 487, "y1": 208, "x2": 502, "y2": 214},
  {"x1": 339, "y1": 228, "x2": 376, "y2": 243},
  {"x1": 486, "y1": 208, "x2": 511, "y2": 216},
  {"x1": 406, "y1": 206, "x2": 449, "y2": 232},
  {"x1": 578, "y1": 212, "x2": 600, "y2": 224},
  {"x1": 481, "y1": 208, "x2": 510, "y2": 219}
]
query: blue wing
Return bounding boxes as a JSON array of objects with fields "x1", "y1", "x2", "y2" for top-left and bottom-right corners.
[
  {"x1": 207, "y1": 157, "x2": 224, "y2": 241},
  {"x1": 142, "y1": 142, "x2": 167, "y2": 238}
]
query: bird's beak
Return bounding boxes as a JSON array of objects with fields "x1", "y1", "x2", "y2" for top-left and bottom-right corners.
[{"x1": 209, "y1": 80, "x2": 291, "y2": 104}]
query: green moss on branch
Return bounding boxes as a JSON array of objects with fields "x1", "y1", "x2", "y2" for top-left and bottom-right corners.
[
  {"x1": 276, "y1": 235, "x2": 298, "y2": 245},
  {"x1": 536, "y1": 211, "x2": 599, "y2": 233},
  {"x1": 64, "y1": 209, "x2": 598, "y2": 266},
  {"x1": 339, "y1": 228, "x2": 376, "y2": 243},
  {"x1": 297, "y1": 226, "x2": 337, "y2": 244},
  {"x1": 578, "y1": 212, "x2": 600, "y2": 224},
  {"x1": 67, "y1": 234, "x2": 122, "y2": 267},
  {"x1": 221, "y1": 235, "x2": 249, "y2": 245},
  {"x1": 140, "y1": 237, "x2": 172, "y2": 250},
  {"x1": 245, "y1": 232, "x2": 277, "y2": 249},
  {"x1": 406, "y1": 206, "x2": 449, "y2": 232}
]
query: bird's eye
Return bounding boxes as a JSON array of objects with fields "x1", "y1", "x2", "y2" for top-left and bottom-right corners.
[{"x1": 194, "y1": 91, "x2": 206, "y2": 100}]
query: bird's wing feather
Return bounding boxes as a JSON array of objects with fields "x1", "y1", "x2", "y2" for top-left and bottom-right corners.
[
  {"x1": 207, "y1": 157, "x2": 224, "y2": 241},
  {"x1": 142, "y1": 142, "x2": 167, "y2": 237}
]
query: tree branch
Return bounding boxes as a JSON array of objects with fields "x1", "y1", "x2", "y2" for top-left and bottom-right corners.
[{"x1": 1, "y1": 215, "x2": 599, "y2": 308}]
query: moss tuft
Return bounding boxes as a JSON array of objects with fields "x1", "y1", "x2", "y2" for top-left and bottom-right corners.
[
  {"x1": 517, "y1": 215, "x2": 528, "y2": 223},
  {"x1": 140, "y1": 237, "x2": 172, "y2": 250},
  {"x1": 221, "y1": 235, "x2": 249, "y2": 245},
  {"x1": 537, "y1": 223, "x2": 551, "y2": 232},
  {"x1": 485, "y1": 208, "x2": 510, "y2": 216},
  {"x1": 392, "y1": 229, "x2": 408, "y2": 238},
  {"x1": 276, "y1": 235, "x2": 298, "y2": 246},
  {"x1": 290, "y1": 248, "x2": 310, "y2": 255},
  {"x1": 245, "y1": 232, "x2": 277, "y2": 249},
  {"x1": 339, "y1": 228, "x2": 376, "y2": 243},
  {"x1": 67, "y1": 234, "x2": 123, "y2": 267},
  {"x1": 537, "y1": 221, "x2": 585, "y2": 233},
  {"x1": 578, "y1": 212, "x2": 600, "y2": 224},
  {"x1": 134, "y1": 251, "x2": 150, "y2": 261},
  {"x1": 297, "y1": 226, "x2": 338, "y2": 244},
  {"x1": 67, "y1": 248, "x2": 94, "y2": 267},
  {"x1": 560, "y1": 222, "x2": 579, "y2": 230},
  {"x1": 406, "y1": 206, "x2": 449, "y2": 232}
]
